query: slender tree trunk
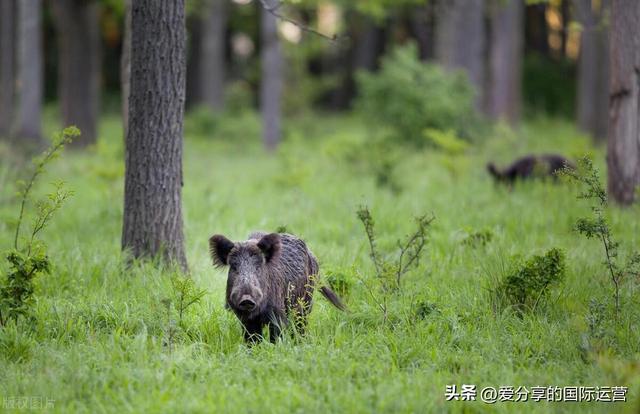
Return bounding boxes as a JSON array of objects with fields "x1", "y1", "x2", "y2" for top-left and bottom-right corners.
[
  {"x1": 560, "y1": 0, "x2": 570, "y2": 57},
  {"x1": 260, "y1": 0, "x2": 283, "y2": 151},
  {"x1": 409, "y1": 1, "x2": 436, "y2": 61},
  {"x1": 15, "y1": 0, "x2": 43, "y2": 146},
  {"x1": 486, "y1": 0, "x2": 523, "y2": 124},
  {"x1": 121, "y1": 0, "x2": 132, "y2": 139},
  {"x1": 525, "y1": 3, "x2": 549, "y2": 56},
  {"x1": 122, "y1": 0, "x2": 188, "y2": 270},
  {"x1": 353, "y1": 18, "x2": 385, "y2": 72},
  {"x1": 331, "y1": 13, "x2": 386, "y2": 109},
  {"x1": 198, "y1": 0, "x2": 227, "y2": 111},
  {"x1": 51, "y1": 0, "x2": 101, "y2": 147},
  {"x1": 607, "y1": 0, "x2": 640, "y2": 205},
  {"x1": 0, "y1": 0, "x2": 16, "y2": 139},
  {"x1": 575, "y1": 0, "x2": 609, "y2": 142},
  {"x1": 435, "y1": 0, "x2": 486, "y2": 109}
]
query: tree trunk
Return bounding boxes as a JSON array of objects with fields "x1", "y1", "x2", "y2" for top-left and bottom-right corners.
[
  {"x1": 198, "y1": 0, "x2": 227, "y2": 111},
  {"x1": 560, "y1": 0, "x2": 570, "y2": 57},
  {"x1": 575, "y1": 0, "x2": 609, "y2": 142},
  {"x1": 260, "y1": 0, "x2": 283, "y2": 151},
  {"x1": 331, "y1": 13, "x2": 386, "y2": 109},
  {"x1": 607, "y1": 0, "x2": 640, "y2": 205},
  {"x1": 0, "y1": 0, "x2": 16, "y2": 139},
  {"x1": 122, "y1": 0, "x2": 188, "y2": 270},
  {"x1": 486, "y1": 0, "x2": 523, "y2": 124},
  {"x1": 435, "y1": 0, "x2": 486, "y2": 109},
  {"x1": 51, "y1": 0, "x2": 101, "y2": 147},
  {"x1": 525, "y1": 3, "x2": 549, "y2": 56},
  {"x1": 121, "y1": 0, "x2": 132, "y2": 139},
  {"x1": 409, "y1": 2, "x2": 436, "y2": 61},
  {"x1": 15, "y1": 0, "x2": 43, "y2": 146}
]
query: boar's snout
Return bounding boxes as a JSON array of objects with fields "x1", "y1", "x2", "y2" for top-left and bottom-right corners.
[
  {"x1": 230, "y1": 287, "x2": 263, "y2": 313},
  {"x1": 237, "y1": 295, "x2": 256, "y2": 311}
]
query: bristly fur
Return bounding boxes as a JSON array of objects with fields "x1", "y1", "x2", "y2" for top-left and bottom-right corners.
[
  {"x1": 208, "y1": 231, "x2": 346, "y2": 343},
  {"x1": 257, "y1": 233, "x2": 282, "y2": 263},
  {"x1": 209, "y1": 234, "x2": 235, "y2": 268}
]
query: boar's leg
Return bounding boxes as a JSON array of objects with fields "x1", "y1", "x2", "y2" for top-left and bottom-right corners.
[
  {"x1": 242, "y1": 319, "x2": 264, "y2": 344},
  {"x1": 267, "y1": 310, "x2": 288, "y2": 343}
]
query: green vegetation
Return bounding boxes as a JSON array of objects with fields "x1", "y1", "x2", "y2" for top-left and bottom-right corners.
[
  {"x1": 0, "y1": 113, "x2": 638, "y2": 413},
  {"x1": 356, "y1": 44, "x2": 481, "y2": 145}
]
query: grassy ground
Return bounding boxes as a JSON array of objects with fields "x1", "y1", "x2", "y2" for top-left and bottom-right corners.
[{"x1": 0, "y1": 111, "x2": 639, "y2": 413}]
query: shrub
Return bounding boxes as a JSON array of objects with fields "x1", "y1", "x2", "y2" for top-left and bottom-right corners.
[
  {"x1": 493, "y1": 248, "x2": 566, "y2": 313},
  {"x1": 0, "y1": 128, "x2": 77, "y2": 329},
  {"x1": 560, "y1": 156, "x2": 640, "y2": 320},
  {"x1": 355, "y1": 43, "x2": 480, "y2": 145}
]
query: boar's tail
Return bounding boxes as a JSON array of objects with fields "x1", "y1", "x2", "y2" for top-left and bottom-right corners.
[{"x1": 320, "y1": 286, "x2": 347, "y2": 311}]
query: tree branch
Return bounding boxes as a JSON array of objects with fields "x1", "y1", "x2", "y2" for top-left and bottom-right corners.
[{"x1": 258, "y1": 0, "x2": 339, "y2": 42}]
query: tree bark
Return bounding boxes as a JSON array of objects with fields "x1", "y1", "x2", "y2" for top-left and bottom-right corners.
[
  {"x1": 0, "y1": 0, "x2": 16, "y2": 139},
  {"x1": 486, "y1": 0, "x2": 523, "y2": 124},
  {"x1": 607, "y1": 0, "x2": 640, "y2": 205},
  {"x1": 121, "y1": 0, "x2": 132, "y2": 140},
  {"x1": 15, "y1": 0, "x2": 43, "y2": 146},
  {"x1": 435, "y1": 0, "x2": 486, "y2": 110},
  {"x1": 51, "y1": 0, "x2": 101, "y2": 147},
  {"x1": 260, "y1": 0, "x2": 283, "y2": 151},
  {"x1": 122, "y1": 0, "x2": 188, "y2": 270},
  {"x1": 197, "y1": 0, "x2": 227, "y2": 111},
  {"x1": 575, "y1": 0, "x2": 609, "y2": 142}
]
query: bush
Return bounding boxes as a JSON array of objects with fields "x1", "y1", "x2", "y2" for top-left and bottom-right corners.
[
  {"x1": 355, "y1": 43, "x2": 480, "y2": 145},
  {"x1": 493, "y1": 248, "x2": 566, "y2": 313}
]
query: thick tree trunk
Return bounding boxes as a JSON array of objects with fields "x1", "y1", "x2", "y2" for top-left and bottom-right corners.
[
  {"x1": 486, "y1": 0, "x2": 523, "y2": 124},
  {"x1": 607, "y1": 0, "x2": 640, "y2": 205},
  {"x1": 122, "y1": 0, "x2": 188, "y2": 270},
  {"x1": 575, "y1": 0, "x2": 609, "y2": 142},
  {"x1": 260, "y1": 0, "x2": 283, "y2": 151},
  {"x1": 15, "y1": 0, "x2": 43, "y2": 146},
  {"x1": 121, "y1": 0, "x2": 131, "y2": 139},
  {"x1": 0, "y1": 0, "x2": 16, "y2": 138},
  {"x1": 435, "y1": 0, "x2": 486, "y2": 109},
  {"x1": 198, "y1": 0, "x2": 227, "y2": 111},
  {"x1": 51, "y1": 0, "x2": 101, "y2": 147}
]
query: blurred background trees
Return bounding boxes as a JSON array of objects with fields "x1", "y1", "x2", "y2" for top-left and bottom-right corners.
[{"x1": 0, "y1": 0, "x2": 638, "y2": 206}]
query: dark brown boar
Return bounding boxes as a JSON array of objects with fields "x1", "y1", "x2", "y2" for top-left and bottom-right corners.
[
  {"x1": 487, "y1": 154, "x2": 574, "y2": 185},
  {"x1": 209, "y1": 232, "x2": 345, "y2": 343}
]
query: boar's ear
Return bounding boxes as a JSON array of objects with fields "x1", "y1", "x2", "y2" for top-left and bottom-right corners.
[
  {"x1": 209, "y1": 234, "x2": 235, "y2": 267},
  {"x1": 257, "y1": 233, "x2": 281, "y2": 263}
]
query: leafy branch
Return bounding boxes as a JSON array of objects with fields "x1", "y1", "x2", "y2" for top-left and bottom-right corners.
[
  {"x1": 560, "y1": 156, "x2": 639, "y2": 320},
  {"x1": 258, "y1": 0, "x2": 340, "y2": 42},
  {"x1": 357, "y1": 205, "x2": 433, "y2": 291},
  {"x1": 14, "y1": 127, "x2": 79, "y2": 250},
  {"x1": 1, "y1": 127, "x2": 78, "y2": 329}
]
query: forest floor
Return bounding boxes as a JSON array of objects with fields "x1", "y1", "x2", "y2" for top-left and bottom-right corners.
[{"x1": 0, "y1": 110, "x2": 639, "y2": 413}]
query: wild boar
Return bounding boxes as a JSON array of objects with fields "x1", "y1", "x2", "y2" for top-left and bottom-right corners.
[
  {"x1": 487, "y1": 154, "x2": 574, "y2": 185},
  {"x1": 209, "y1": 231, "x2": 344, "y2": 343}
]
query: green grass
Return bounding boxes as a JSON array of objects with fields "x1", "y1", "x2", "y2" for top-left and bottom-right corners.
[{"x1": 0, "y1": 111, "x2": 639, "y2": 413}]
